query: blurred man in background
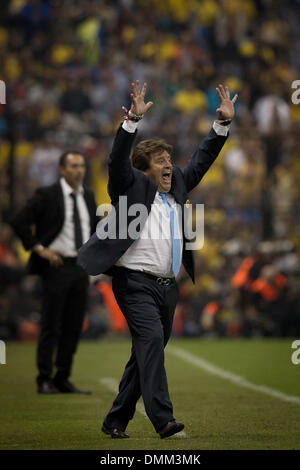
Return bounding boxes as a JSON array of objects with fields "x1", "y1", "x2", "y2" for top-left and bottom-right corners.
[{"x1": 11, "y1": 151, "x2": 98, "y2": 394}]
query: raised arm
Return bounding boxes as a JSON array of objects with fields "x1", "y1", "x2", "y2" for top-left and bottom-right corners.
[
  {"x1": 107, "y1": 81, "x2": 153, "y2": 201},
  {"x1": 182, "y1": 84, "x2": 238, "y2": 192}
]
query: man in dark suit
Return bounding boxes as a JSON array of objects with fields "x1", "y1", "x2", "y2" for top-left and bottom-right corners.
[
  {"x1": 11, "y1": 151, "x2": 98, "y2": 394},
  {"x1": 78, "y1": 81, "x2": 237, "y2": 438}
]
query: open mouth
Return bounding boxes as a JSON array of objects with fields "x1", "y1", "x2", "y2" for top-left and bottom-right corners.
[{"x1": 162, "y1": 172, "x2": 171, "y2": 183}]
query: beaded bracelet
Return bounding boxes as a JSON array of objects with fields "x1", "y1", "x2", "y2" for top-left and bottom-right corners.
[{"x1": 122, "y1": 106, "x2": 144, "y2": 122}]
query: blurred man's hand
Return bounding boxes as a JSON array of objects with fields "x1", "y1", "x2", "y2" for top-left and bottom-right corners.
[{"x1": 34, "y1": 245, "x2": 63, "y2": 267}]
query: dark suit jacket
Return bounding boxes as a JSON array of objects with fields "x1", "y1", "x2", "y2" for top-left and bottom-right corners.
[
  {"x1": 11, "y1": 182, "x2": 98, "y2": 275},
  {"x1": 78, "y1": 125, "x2": 228, "y2": 282}
]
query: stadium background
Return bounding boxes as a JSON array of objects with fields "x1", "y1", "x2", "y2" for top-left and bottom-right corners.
[{"x1": 1, "y1": 0, "x2": 300, "y2": 342}]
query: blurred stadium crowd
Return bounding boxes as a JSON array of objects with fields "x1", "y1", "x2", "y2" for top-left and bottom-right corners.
[{"x1": 1, "y1": 0, "x2": 300, "y2": 341}]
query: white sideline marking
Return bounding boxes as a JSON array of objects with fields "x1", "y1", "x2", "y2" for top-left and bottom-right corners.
[
  {"x1": 167, "y1": 345, "x2": 300, "y2": 406},
  {"x1": 99, "y1": 377, "x2": 187, "y2": 438}
]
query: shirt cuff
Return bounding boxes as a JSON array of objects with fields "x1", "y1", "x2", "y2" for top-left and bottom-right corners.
[
  {"x1": 122, "y1": 120, "x2": 139, "y2": 133},
  {"x1": 213, "y1": 120, "x2": 230, "y2": 136}
]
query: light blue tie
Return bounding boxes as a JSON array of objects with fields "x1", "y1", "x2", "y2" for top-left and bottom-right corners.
[{"x1": 159, "y1": 192, "x2": 181, "y2": 277}]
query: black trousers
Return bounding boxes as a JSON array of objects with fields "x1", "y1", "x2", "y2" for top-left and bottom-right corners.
[
  {"x1": 103, "y1": 268, "x2": 179, "y2": 433},
  {"x1": 36, "y1": 259, "x2": 89, "y2": 385}
]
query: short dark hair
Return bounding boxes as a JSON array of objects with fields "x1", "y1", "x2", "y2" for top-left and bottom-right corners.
[
  {"x1": 59, "y1": 150, "x2": 85, "y2": 167},
  {"x1": 131, "y1": 139, "x2": 173, "y2": 171}
]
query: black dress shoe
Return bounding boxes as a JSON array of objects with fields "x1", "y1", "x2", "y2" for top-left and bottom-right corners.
[
  {"x1": 159, "y1": 421, "x2": 184, "y2": 439},
  {"x1": 102, "y1": 423, "x2": 129, "y2": 439},
  {"x1": 53, "y1": 379, "x2": 92, "y2": 395},
  {"x1": 37, "y1": 381, "x2": 59, "y2": 394}
]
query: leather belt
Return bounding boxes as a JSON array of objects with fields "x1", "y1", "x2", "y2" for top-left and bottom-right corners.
[
  {"x1": 62, "y1": 256, "x2": 78, "y2": 264},
  {"x1": 155, "y1": 277, "x2": 175, "y2": 286},
  {"x1": 122, "y1": 268, "x2": 175, "y2": 286}
]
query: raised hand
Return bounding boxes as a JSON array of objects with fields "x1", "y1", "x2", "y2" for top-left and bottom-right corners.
[
  {"x1": 129, "y1": 80, "x2": 153, "y2": 116},
  {"x1": 216, "y1": 84, "x2": 238, "y2": 120}
]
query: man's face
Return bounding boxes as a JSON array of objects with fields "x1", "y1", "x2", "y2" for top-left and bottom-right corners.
[
  {"x1": 144, "y1": 150, "x2": 173, "y2": 193},
  {"x1": 59, "y1": 153, "x2": 86, "y2": 190}
]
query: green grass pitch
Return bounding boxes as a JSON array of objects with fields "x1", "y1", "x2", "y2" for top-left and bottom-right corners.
[{"x1": 1, "y1": 338, "x2": 300, "y2": 450}]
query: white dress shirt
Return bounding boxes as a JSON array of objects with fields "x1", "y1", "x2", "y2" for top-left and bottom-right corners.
[
  {"x1": 115, "y1": 119, "x2": 230, "y2": 277},
  {"x1": 116, "y1": 191, "x2": 183, "y2": 277},
  {"x1": 48, "y1": 177, "x2": 91, "y2": 257}
]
